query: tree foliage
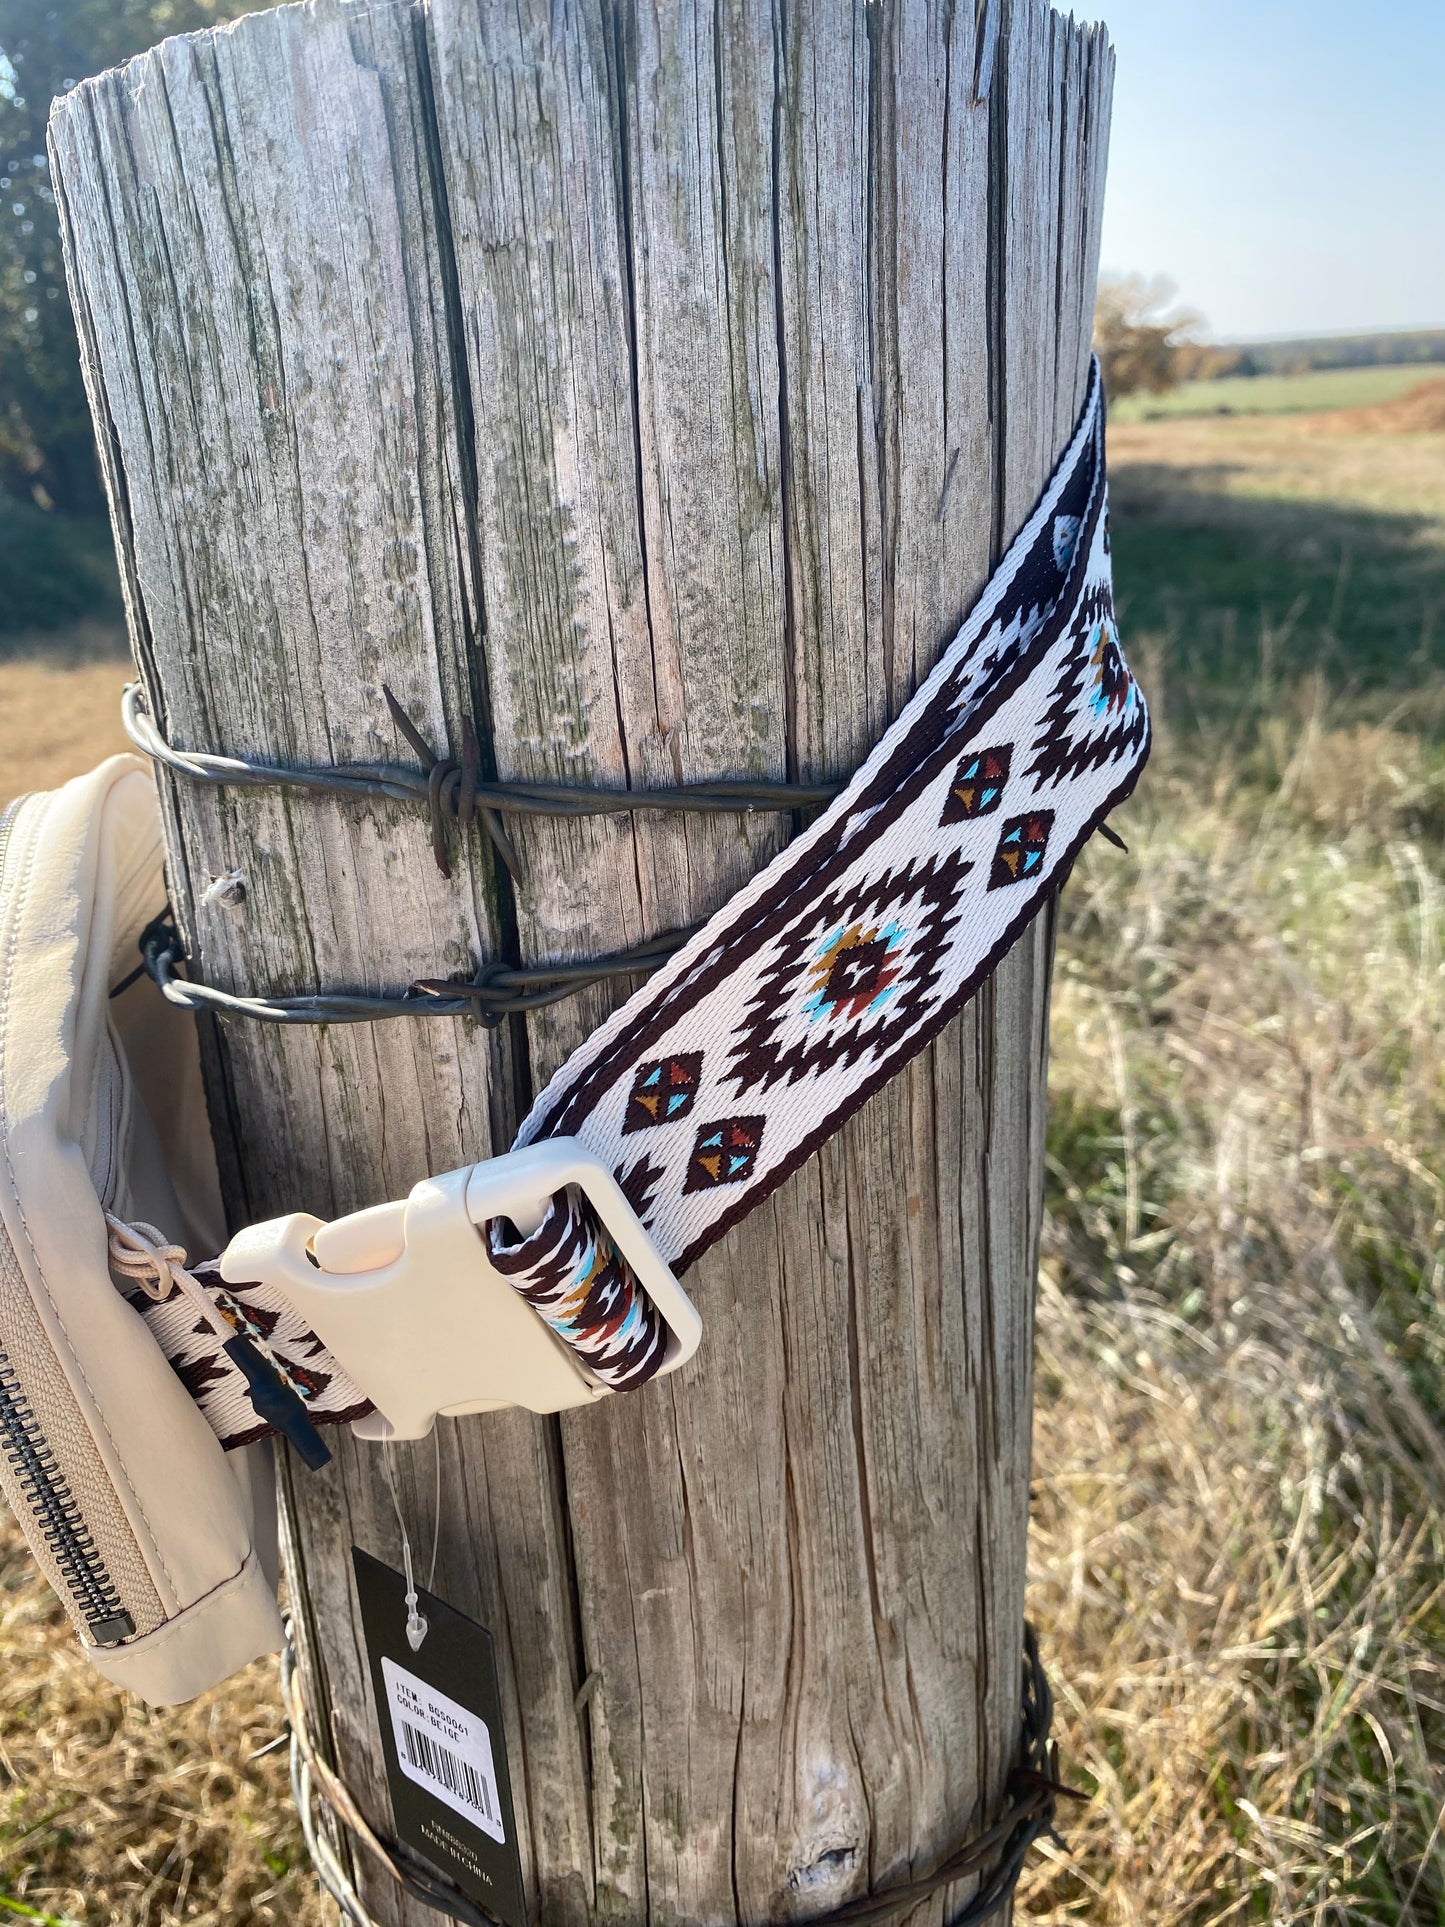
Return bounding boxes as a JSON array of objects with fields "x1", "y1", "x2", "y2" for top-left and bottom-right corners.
[
  {"x1": 1094, "y1": 274, "x2": 1216, "y2": 400},
  {"x1": 0, "y1": 0, "x2": 266, "y2": 513}
]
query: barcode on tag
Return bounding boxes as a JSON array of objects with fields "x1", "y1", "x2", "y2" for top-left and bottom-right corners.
[
  {"x1": 381, "y1": 1656, "x2": 505, "y2": 1844},
  {"x1": 396, "y1": 1716, "x2": 495, "y2": 1822}
]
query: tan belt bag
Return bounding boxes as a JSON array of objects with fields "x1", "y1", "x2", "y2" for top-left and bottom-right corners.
[{"x1": 0, "y1": 756, "x2": 280, "y2": 1705}]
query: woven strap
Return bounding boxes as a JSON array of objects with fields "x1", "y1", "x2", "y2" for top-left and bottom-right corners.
[
  {"x1": 511, "y1": 361, "x2": 1143, "y2": 1278},
  {"x1": 136, "y1": 360, "x2": 1146, "y2": 1447},
  {"x1": 134, "y1": 1258, "x2": 374, "y2": 1447},
  {"x1": 486, "y1": 1191, "x2": 669, "y2": 1388}
]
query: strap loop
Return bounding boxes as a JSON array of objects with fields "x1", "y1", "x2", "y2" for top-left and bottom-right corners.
[
  {"x1": 107, "y1": 1213, "x2": 333, "y2": 1466},
  {"x1": 105, "y1": 1213, "x2": 229, "y2": 1337}
]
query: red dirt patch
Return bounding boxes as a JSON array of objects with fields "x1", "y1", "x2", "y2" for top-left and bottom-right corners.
[{"x1": 1309, "y1": 376, "x2": 1445, "y2": 434}]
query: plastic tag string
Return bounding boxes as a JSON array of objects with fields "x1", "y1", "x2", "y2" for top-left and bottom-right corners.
[{"x1": 381, "y1": 1436, "x2": 441, "y2": 1654}]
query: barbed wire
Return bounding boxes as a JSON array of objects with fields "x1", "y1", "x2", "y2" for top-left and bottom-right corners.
[
  {"x1": 120, "y1": 681, "x2": 839, "y2": 1023},
  {"x1": 281, "y1": 1623, "x2": 1079, "y2": 1927},
  {"x1": 119, "y1": 684, "x2": 1124, "y2": 1029},
  {"x1": 131, "y1": 911, "x2": 699, "y2": 1028},
  {"x1": 123, "y1": 682, "x2": 840, "y2": 881}
]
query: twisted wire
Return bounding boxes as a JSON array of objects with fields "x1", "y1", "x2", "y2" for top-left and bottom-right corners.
[
  {"x1": 122, "y1": 682, "x2": 839, "y2": 882},
  {"x1": 121, "y1": 683, "x2": 1122, "y2": 1029},
  {"x1": 134, "y1": 912, "x2": 698, "y2": 1028},
  {"x1": 281, "y1": 1623, "x2": 1078, "y2": 1927}
]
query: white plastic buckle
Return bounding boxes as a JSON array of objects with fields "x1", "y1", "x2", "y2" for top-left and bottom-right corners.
[{"x1": 219, "y1": 1139, "x2": 701, "y2": 1442}]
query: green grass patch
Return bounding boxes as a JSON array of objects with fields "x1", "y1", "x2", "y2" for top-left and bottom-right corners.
[
  {"x1": 1110, "y1": 479, "x2": 1445, "y2": 722},
  {"x1": 1105, "y1": 416, "x2": 1445, "y2": 747},
  {"x1": 1110, "y1": 362, "x2": 1437, "y2": 424},
  {"x1": 0, "y1": 501, "x2": 123, "y2": 639}
]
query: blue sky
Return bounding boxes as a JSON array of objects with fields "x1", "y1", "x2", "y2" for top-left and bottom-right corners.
[{"x1": 1097, "y1": 0, "x2": 1445, "y2": 341}]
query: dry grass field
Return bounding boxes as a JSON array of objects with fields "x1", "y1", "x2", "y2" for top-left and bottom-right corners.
[
  {"x1": 2, "y1": 381, "x2": 1443, "y2": 1922},
  {"x1": 0, "y1": 646, "x2": 130, "y2": 812},
  {"x1": 1024, "y1": 399, "x2": 1445, "y2": 1924}
]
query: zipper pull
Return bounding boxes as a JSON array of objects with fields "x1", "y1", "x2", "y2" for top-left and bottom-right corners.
[
  {"x1": 221, "y1": 1334, "x2": 332, "y2": 1470},
  {"x1": 107, "y1": 1213, "x2": 334, "y2": 1471}
]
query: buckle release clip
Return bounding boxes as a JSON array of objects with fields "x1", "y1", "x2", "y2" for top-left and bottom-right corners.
[{"x1": 219, "y1": 1140, "x2": 701, "y2": 1442}]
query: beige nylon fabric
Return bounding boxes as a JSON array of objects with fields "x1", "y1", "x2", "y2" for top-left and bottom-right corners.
[
  {"x1": 0, "y1": 1230, "x2": 165, "y2": 1641},
  {"x1": 0, "y1": 758, "x2": 282, "y2": 1701}
]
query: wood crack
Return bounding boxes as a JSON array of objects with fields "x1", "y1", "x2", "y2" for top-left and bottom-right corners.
[{"x1": 50, "y1": 0, "x2": 1113, "y2": 1912}]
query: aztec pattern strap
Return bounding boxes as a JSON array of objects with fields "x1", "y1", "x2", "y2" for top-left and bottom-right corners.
[
  {"x1": 135, "y1": 1191, "x2": 660, "y2": 1444},
  {"x1": 136, "y1": 1261, "x2": 374, "y2": 1449},
  {"x1": 487, "y1": 1192, "x2": 669, "y2": 1387},
  {"x1": 509, "y1": 358, "x2": 1147, "y2": 1288},
  {"x1": 142, "y1": 359, "x2": 1146, "y2": 1444}
]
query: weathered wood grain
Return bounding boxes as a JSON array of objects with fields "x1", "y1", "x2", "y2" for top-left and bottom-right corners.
[
  {"x1": 50, "y1": 12, "x2": 596, "y2": 1912},
  {"x1": 51, "y1": 1, "x2": 1113, "y2": 1919}
]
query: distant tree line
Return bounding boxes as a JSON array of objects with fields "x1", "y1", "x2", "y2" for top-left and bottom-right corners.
[
  {"x1": 1220, "y1": 330, "x2": 1445, "y2": 378},
  {"x1": 1095, "y1": 275, "x2": 1445, "y2": 399}
]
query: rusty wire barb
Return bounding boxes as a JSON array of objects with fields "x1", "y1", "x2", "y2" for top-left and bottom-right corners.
[
  {"x1": 379, "y1": 686, "x2": 510, "y2": 881},
  {"x1": 122, "y1": 681, "x2": 840, "y2": 883},
  {"x1": 283, "y1": 1621, "x2": 1081, "y2": 1927}
]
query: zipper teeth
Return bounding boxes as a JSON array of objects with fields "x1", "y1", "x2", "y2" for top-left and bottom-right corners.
[
  {"x1": 0, "y1": 794, "x2": 134, "y2": 1646},
  {"x1": 0, "y1": 1353, "x2": 132, "y2": 1634},
  {"x1": 0, "y1": 795, "x2": 21, "y2": 879}
]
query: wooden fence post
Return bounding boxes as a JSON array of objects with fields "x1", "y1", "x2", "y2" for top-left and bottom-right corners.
[{"x1": 50, "y1": 1, "x2": 1111, "y2": 1918}]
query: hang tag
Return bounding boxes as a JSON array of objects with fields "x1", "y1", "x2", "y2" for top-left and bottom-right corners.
[{"x1": 353, "y1": 1547, "x2": 525, "y2": 1927}]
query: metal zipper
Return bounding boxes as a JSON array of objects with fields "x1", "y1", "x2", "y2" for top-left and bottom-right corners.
[{"x1": 0, "y1": 795, "x2": 135, "y2": 1646}]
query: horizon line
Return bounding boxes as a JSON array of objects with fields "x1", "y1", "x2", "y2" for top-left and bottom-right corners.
[{"x1": 1207, "y1": 321, "x2": 1445, "y2": 348}]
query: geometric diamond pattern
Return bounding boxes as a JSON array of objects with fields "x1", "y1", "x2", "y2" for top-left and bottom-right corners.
[
  {"x1": 802, "y1": 921, "x2": 905, "y2": 1024},
  {"x1": 623, "y1": 1052, "x2": 704, "y2": 1134},
  {"x1": 987, "y1": 810, "x2": 1054, "y2": 889},
  {"x1": 721, "y1": 848, "x2": 973, "y2": 1099},
  {"x1": 939, "y1": 742, "x2": 1012, "y2": 824},
  {"x1": 682, "y1": 1116, "x2": 764, "y2": 1193}
]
